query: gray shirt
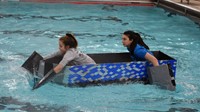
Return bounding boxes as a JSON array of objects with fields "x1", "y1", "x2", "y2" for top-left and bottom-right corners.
[{"x1": 44, "y1": 48, "x2": 96, "y2": 66}]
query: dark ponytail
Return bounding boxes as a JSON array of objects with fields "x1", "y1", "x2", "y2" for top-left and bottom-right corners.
[{"x1": 123, "y1": 30, "x2": 149, "y2": 53}]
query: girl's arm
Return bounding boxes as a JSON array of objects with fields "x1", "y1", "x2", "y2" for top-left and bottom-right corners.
[
  {"x1": 53, "y1": 64, "x2": 64, "y2": 73},
  {"x1": 145, "y1": 52, "x2": 159, "y2": 66},
  {"x1": 43, "y1": 51, "x2": 62, "y2": 60},
  {"x1": 53, "y1": 49, "x2": 76, "y2": 74}
]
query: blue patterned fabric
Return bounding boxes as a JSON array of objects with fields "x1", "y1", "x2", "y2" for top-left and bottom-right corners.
[{"x1": 62, "y1": 59, "x2": 177, "y2": 85}]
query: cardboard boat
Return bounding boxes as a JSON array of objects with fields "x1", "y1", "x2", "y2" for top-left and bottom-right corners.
[{"x1": 22, "y1": 51, "x2": 177, "y2": 90}]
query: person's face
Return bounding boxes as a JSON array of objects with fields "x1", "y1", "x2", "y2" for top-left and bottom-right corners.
[
  {"x1": 59, "y1": 40, "x2": 69, "y2": 54},
  {"x1": 122, "y1": 34, "x2": 133, "y2": 47}
]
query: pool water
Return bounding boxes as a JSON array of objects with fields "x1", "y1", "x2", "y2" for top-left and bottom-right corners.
[{"x1": 0, "y1": 1, "x2": 200, "y2": 112}]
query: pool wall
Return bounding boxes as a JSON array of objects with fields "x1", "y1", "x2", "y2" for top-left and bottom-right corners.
[
  {"x1": 19, "y1": 0, "x2": 155, "y2": 6},
  {"x1": 155, "y1": 0, "x2": 200, "y2": 24}
]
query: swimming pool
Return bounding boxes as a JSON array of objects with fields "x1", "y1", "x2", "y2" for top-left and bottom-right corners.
[{"x1": 0, "y1": 1, "x2": 200, "y2": 112}]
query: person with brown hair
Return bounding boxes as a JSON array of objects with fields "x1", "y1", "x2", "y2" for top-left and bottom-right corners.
[
  {"x1": 33, "y1": 33, "x2": 95, "y2": 89},
  {"x1": 44, "y1": 33, "x2": 96, "y2": 73}
]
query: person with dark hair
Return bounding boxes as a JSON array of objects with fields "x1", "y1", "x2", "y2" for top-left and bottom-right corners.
[
  {"x1": 32, "y1": 33, "x2": 96, "y2": 89},
  {"x1": 122, "y1": 30, "x2": 159, "y2": 66}
]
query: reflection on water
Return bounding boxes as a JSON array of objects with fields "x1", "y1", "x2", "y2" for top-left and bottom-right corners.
[
  {"x1": 0, "y1": 30, "x2": 156, "y2": 40},
  {"x1": 0, "y1": 13, "x2": 122, "y2": 23},
  {"x1": 0, "y1": 96, "x2": 68, "y2": 112},
  {"x1": 168, "y1": 107, "x2": 198, "y2": 112},
  {"x1": 0, "y1": 57, "x2": 5, "y2": 62},
  {"x1": 102, "y1": 5, "x2": 118, "y2": 11},
  {"x1": 0, "y1": 96, "x2": 198, "y2": 112}
]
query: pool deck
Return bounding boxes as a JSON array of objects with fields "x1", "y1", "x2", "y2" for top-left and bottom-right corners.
[
  {"x1": 115, "y1": 0, "x2": 200, "y2": 12},
  {"x1": 19, "y1": 0, "x2": 200, "y2": 11},
  {"x1": 154, "y1": 0, "x2": 200, "y2": 23},
  {"x1": 171, "y1": 0, "x2": 200, "y2": 11}
]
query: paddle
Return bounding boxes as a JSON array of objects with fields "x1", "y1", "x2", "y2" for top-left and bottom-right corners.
[
  {"x1": 21, "y1": 51, "x2": 57, "y2": 90},
  {"x1": 32, "y1": 69, "x2": 56, "y2": 90},
  {"x1": 147, "y1": 64, "x2": 176, "y2": 91},
  {"x1": 21, "y1": 51, "x2": 43, "y2": 74}
]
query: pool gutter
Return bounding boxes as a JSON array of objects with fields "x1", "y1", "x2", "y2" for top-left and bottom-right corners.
[
  {"x1": 20, "y1": 0, "x2": 155, "y2": 6},
  {"x1": 155, "y1": 0, "x2": 200, "y2": 24}
]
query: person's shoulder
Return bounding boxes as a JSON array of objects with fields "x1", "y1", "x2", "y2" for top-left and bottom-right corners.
[
  {"x1": 68, "y1": 48, "x2": 82, "y2": 55},
  {"x1": 134, "y1": 44, "x2": 148, "y2": 58},
  {"x1": 135, "y1": 44, "x2": 145, "y2": 51},
  {"x1": 68, "y1": 48, "x2": 78, "y2": 52},
  {"x1": 134, "y1": 44, "x2": 147, "y2": 54}
]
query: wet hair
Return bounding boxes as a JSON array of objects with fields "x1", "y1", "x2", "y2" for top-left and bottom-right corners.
[
  {"x1": 123, "y1": 30, "x2": 149, "y2": 53},
  {"x1": 59, "y1": 33, "x2": 78, "y2": 48}
]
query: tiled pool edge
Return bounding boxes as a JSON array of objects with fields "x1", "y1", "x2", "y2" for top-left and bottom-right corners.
[{"x1": 19, "y1": 0, "x2": 155, "y2": 6}]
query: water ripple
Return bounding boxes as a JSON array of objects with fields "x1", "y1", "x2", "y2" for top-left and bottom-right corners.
[
  {"x1": 168, "y1": 107, "x2": 198, "y2": 112},
  {"x1": 102, "y1": 5, "x2": 118, "y2": 11},
  {"x1": 0, "y1": 13, "x2": 122, "y2": 23},
  {"x1": 0, "y1": 30, "x2": 156, "y2": 40},
  {"x1": 170, "y1": 97, "x2": 200, "y2": 105},
  {"x1": 194, "y1": 22, "x2": 200, "y2": 29},
  {"x1": 0, "y1": 96, "x2": 68, "y2": 112},
  {"x1": 0, "y1": 57, "x2": 5, "y2": 62}
]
